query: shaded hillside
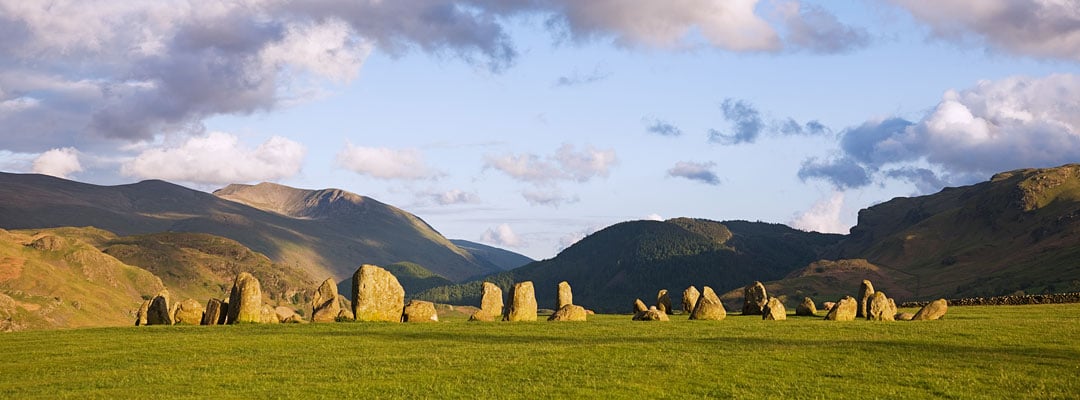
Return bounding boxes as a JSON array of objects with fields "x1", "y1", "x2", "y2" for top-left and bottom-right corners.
[
  {"x1": 416, "y1": 218, "x2": 842, "y2": 313},
  {"x1": 449, "y1": 240, "x2": 534, "y2": 271},
  {"x1": 0, "y1": 228, "x2": 164, "y2": 331},
  {"x1": 0, "y1": 173, "x2": 498, "y2": 283},
  {"x1": 718, "y1": 259, "x2": 911, "y2": 311}
]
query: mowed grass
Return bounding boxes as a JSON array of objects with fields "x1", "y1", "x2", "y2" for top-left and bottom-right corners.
[{"x1": 2, "y1": 304, "x2": 1079, "y2": 399}]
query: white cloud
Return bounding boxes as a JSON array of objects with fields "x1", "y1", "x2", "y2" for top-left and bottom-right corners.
[
  {"x1": 335, "y1": 144, "x2": 442, "y2": 181},
  {"x1": 667, "y1": 161, "x2": 721, "y2": 185},
  {"x1": 790, "y1": 192, "x2": 849, "y2": 234},
  {"x1": 32, "y1": 147, "x2": 82, "y2": 179},
  {"x1": 260, "y1": 18, "x2": 372, "y2": 83},
  {"x1": 645, "y1": 213, "x2": 664, "y2": 221},
  {"x1": 121, "y1": 132, "x2": 306, "y2": 185},
  {"x1": 483, "y1": 153, "x2": 564, "y2": 184},
  {"x1": 484, "y1": 143, "x2": 618, "y2": 184},
  {"x1": 554, "y1": 144, "x2": 617, "y2": 182},
  {"x1": 429, "y1": 189, "x2": 479, "y2": 206},
  {"x1": 481, "y1": 223, "x2": 523, "y2": 248},
  {"x1": 556, "y1": 224, "x2": 604, "y2": 252}
]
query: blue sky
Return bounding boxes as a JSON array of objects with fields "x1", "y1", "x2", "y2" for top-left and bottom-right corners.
[{"x1": 2, "y1": 1, "x2": 1080, "y2": 259}]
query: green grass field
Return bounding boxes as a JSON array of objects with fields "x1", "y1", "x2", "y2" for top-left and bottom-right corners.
[{"x1": 2, "y1": 304, "x2": 1078, "y2": 399}]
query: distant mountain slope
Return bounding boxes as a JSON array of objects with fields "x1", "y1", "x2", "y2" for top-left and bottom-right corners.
[
  {"x1": 417, "y1": 218, "x2": 842, "y2": 313},
  {"x1": 449, "y1": 240, "x2": 534, "y2": 271},
  {"x1": 0, "y1": 173, "x2": 499, "y2": 283}
]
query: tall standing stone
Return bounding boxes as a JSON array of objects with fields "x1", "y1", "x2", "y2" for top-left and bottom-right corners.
[
  {"x1": 912, "y1": 298, "x2": 948, "y2": 321},
  {"x1": 146, "y1": 289, "x2": 174, "y2": 325},
  {"x1": 824, "y1": 296, "x2": 857, "y2": 321},
  {"x1": 867, "y1": 292, "x2": 895, "y2": 321},
  {"x1": 557, "y1": 281, "x2": 573, "y2": 309},
  {"x1": 202, "y1": 298, "x2": 227, "y2": 325},
  {"x1": 402, "y1": 300, "x2": 439, "y2": 323},
  {"x1": 503, "y1": 281, "x2": 537, "y2": 322},
  {"x1": 352, "y1": 264, "x2": 405, "y2": 322},
  {"x1": 742, "y1": 281, "x2": 768, "y2": 315},
  {"x1": 689, "y1": 286, "x2": 726, "y2": 321},
  {"x1": 682, "y1": 286, "x2": 700, "y2": 314},
  {"x1": 656, "y1": 289, "x2": 672, "y2": 315},
  {"x1": 857, "y1": 280, "x2": 875, "y2": 319},
  {"x1": 311, "y1": 278, "x2": 341, "y2": 323},
  {"x1": 795, "y1": 297, "x2": 818, "y2": 316},
  {"x1": 763, "y1": 297, "x2": 786, "y2": 321},
  {"x1": 469, "y1": 282, "x2": 504, "y2": 322},
  {"x1": 135, "y1": 299, "x2": 151, "y2": 326},
  {"x1": 173, "y1": 298, "x2": 205, "y2": 325},
  {"x1": 228, "y1": 272, "x2": 263, "y2": 324}
]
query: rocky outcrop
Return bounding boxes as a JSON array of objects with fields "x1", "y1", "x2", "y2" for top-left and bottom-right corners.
[
  {"x1": 742, "y1": 281, "x2": 768, "y2": 315},
  {"x1": 688, "y1": 286, "x2": 726, "y2": 321},
  {"x1": 311, "y1": 278, "x2": 341, "y2": 323},
  {"x1": 867, "y1": 292, "x2": 895, "y2": 321},
  {"x1": 633, "y1": 306, "x2": 669, "y2": 321},
  {"x1": 824, "y1": 296, "x2": 857, "y2": 321},
  {"x1": 352, "y1": 264, "x2": 405, "y2": 322},
  {"x1": 173, "y1": 298, "x2": 205, "y2": 325},
  {"x1": 795, "y1": 297, "x2": 817, "y2": 316},
  {"x1": 402, "y1": 300, "x2": 439, "y2": 323},
  {"x1": 557, "y1": 281, "x2": 573, "y2": 310},
  {"x1": 912, "y1": 298, "x2": 948, "y2": 321},
  {"x1": 504, "y1": 281, "x2": 537, "y2": 322},
  {"x1": 548, "y1": 304, "x2": 587, "y2": 321},
  {"x1": 202, "y1": 298, "x2": 227, "y2": 325},
  {"x1": 682, "y1": 286, "x2": 700, "y2": 314},
  {"x1": 857, "y1": 280, "x2": 875, "y2": 319},
  {"x1": 470, "y1": 282, "x2": 504, "y2": 322},
  {"x1": 763, "y1": 297, "x2": 786, "y2": 321},
  {"x1": 146, "y1": 290, "x2": 174, "y2": 325},
  {"x1": 228, "y1": 272, "x2": 264, "y2": 324},
  {"x1": 29, "y1": 235, "x2": 64, "y2": 251},
  {"x1": 656, "y1": 289, "x2": 672, "y2": 314}
]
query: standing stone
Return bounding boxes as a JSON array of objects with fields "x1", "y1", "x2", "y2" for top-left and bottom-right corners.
[
  {"x1": 633, "y1": 306, "x2": 669, "y2": 321},
  {"x1": 867, "y1": 292, "x2": 895, "y2": 321},
  {"x1": 311, "y1": 278, "x2": 341, "y2": 323},
  {"x1": 824, "y1": 296, "x2": 857, "y2": 321},
  {"x1": 469, "y1": 282, "x2": 504, "y2": 322},
  {"x1": 742, "y1": 281, "x2": 768, "y2": 315},
  {"x1": 173, "y1": 298, "x2": 205, "y2": 325},
  {"x1": 548, "y1": 304, "x2": 587, "y2": 321},
  {"x1": 556, "y1": 281, "x2": 574, "y2": 309},
  {"x1": 202, "y1": 299, "x2": 227, "y2": 325},
  {"x1": 857, "y1": 280, "x2": 875, "y2": 319},
  {"x1": 227, "y1": 272, "x2": 264, "y2": 324},
  {"x1": 135, "y1": 299, "x2": 151, "y2": 326},
  {"x1": 795, "y1": 297, "x2": 818, "y2": 316},
  {"x1": 402, "y1": 300, "x2": 439, "y2": 323},
  {"x1": 656, "y1": 289, "x2": 672, "y2": 314},
  {"x1": 352, "y1": 264, "x2": 405, "y2": 322},
  {"x1": 763, "y1": 297, "x2": 787, "y2": 321},
  {"x1": 503, "y1": 281, "x2": 537, "y2": 322},
  {"x1": 689, "y1": 286, "x2": 727, "y2": 321},
  {"x1": 633, "y1": 298, "x2": 648, "y2": 314},
  {"x1": 146, "y1": 290, "x2": 174, "y2": 325},
  {"x1": 682, "y1": 286, "x2": 700, "y2": 314},
  {"x1": 260, "y1": 304, "x2": 280, "y2": 324},
  {"x1": 912, "y1": 298, "x2": 948, "y2": 321}
]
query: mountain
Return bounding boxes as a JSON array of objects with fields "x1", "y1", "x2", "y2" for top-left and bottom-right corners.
[
  {"x1": 0, "y1": 173, "x2": 499, "y2": 283},
  {"x1": 449, "y1": 240, "x2": 534, "y2": 271},
  {"x1": 416, "y1": 218, "x2": 842, "y2": 313}
]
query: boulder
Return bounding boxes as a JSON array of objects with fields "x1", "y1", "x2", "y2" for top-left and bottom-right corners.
[
  {"x1": 895, "y1": 312, "x2": 915, "y2": 321},
  {"x1": 822, "y1": 302, "x2": 836, "y2": 311},
  {"x1": 656, "y1": 289, "x2": 672, "y2": 314},
  {"x1": 548, "y1": 304, "x2": 587, "y2": 321},
  {"x1": 336, "y1": 308, "x2": 355, "y2": 321},
  {"x1": 202, "y1": 298, "x2": 227, "y2": 325},
  {"x1": 557, "y1": 281, "x2": 573, "y2": 309},
  {"x1": 135, "y1": 299, "x2": 151, "y2": 326},
  {"x1": 742, "y1": 281, "x2": 768, "y2": 315},
  {"x1": 682, "y1": 286, "x2": 700, "y2": 314},
  {"x1": 352, "y1": 264, "x2": 405, "y2": 322},
  {"x1": 763, "y1": 297, "x2": 786, "y2": 321},
  {"x1": 689, "y1": 286, "x2": 726, "y2": 321},
  {"x1": 227, "y1": 272, "x2": 264, "y2": 324},
  {"x1": 173, "y1": 298, "x2": 205, "y2": 325},
  {"x1": 824, "y1": 296, "x2": 857, "y2": 321},
  {"x1": 311, "y1": 278, "x2": 341, "y2": 323},
  {"x1": 145, "y1": 290, "x2": 174, "y2": 325},
  {"x1": 469, "y1": 282, "x2": 504, "y2": 322},
  {"x1": 402, "y1": 300, "x2": 439, "y2": 323},
  {"x1": 633, "y1": 306, "x2": 669, "y2": 321},
  {"x1": 857, "y1": 280, "x2": 875, "y2": 319},
  {"x1": 633, "y1": 298, "x2": 648, "y2": 314},
  {"x1": 275, "y1": 306, "x2": 299, "y2": 323},
  {"x1": 282, "y1": 315, "x2": 306, "y2": 324},
  {"x1": 795, "y1": 297, "x2": 818, "y2": 316},
  {"x1": 912, "y1": 298, "x2": 948, "y2": 321},
  {"x1": 867, "y1": 292, "x2": 895, "y2": 321},
  {"x1": 503, "y1": 281, "x2": 537, "y2": 322},
  {"x1": 260, "y1": 304, "x2": 280, "y2": 324}
]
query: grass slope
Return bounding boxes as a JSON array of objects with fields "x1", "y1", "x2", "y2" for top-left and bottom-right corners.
[{"x1": 0, "y1": 305, "x2": 1077, "y2": 398}]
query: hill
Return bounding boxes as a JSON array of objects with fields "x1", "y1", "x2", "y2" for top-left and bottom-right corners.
[
  {"x1": 449, "y1": 239, "x2": 534, "y2": 271},
  {"x1": 416, "y1": 218, "x2": 842, "y2": 312}
]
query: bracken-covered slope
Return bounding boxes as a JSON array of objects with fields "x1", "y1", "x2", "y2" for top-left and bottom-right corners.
[{"x1": 416, "y1": 218, "x2": 842, "y2": 313}]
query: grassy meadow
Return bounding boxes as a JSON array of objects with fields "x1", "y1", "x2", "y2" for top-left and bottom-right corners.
[{"x1": 1, "y1": 304, "x2": 1078, "y2": 399}]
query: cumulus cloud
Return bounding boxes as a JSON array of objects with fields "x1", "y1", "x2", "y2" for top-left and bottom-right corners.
[
  {"x1": 336, "y1": 144, "x2": 442, "y2": 181},
  {"x1": 891, "y1": 0, "x2": 1080, "y2": 62},
  {"x1": 790, "y1": 192, "x2": 849, "y2": 234},
  {"x1": 645, "y1": 119, "x2": 683, "y2": 137},
  {"x1": 32, "y1": 147, "x2": 82, "y2": 179},
  {"x1": 800, "y1": 74, "x2": 1080, "y2": 193},
  {"x1": 667, "y1": 161, "x2": 721, "y2": 185},
  {"x1": 709, "y1": 98, "x2": 830, "y2": 145},
  {"x1": 480, "y1": 223, "x2": 523, "y2": 248},
  {"x1": 484, "y1": 143, "x2": 617, "y2": 184},
  {"x1": 121, "y1": 132, "x2": 305, "y2": 185}
]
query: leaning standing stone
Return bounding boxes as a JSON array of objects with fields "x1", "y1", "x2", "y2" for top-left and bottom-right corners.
[
  {"x1": 557, "y1": 281, "x2": 573, "y2": 309},
  {"x1": 202, "y1": 298, "x2": 227, "y2": 325},
  {"x1": 742, "y1": 281, "x2": 768, "y2": 315},
  {"x1": 146, "y1": 290, "x2": 174, "y2": 325},
  {"x1": 548, "y1": 304, "x2": 587, "y2": 321},
  {"x1": 656, "y1": 289, "x2": 672, "y2": 314},
  {"x1": 469, "y1": 281, "x2": 504, "y2": 322},
  {"x1": 228, "y1": 272, "x2": 264, "y2": 324},
  {"x1": 311, "y1": 278, "x2": 341, "y2": 323},
  {"x1": 352, "y1": 264, "x2": 406, "y2": 322},
  {"x1": 867, "y1": 292, "x2": 894, "y2": 321},
  {"x1": 173, "y1": 298, "x2": 205, "y2": 325},
  {"x1": 795, "y1": 297, "x2": 818, "y2": 316},
  {"x1": 824, "y1": 296, "x2": 857, "y2": 321},
  {"x1": 135, "y1": 299, "x2": 151, "y2": 326},
  {"x1": 857, "y1": 280, "x2": 875, "y2": 319},
  {"x1": 689, "y1": 286, "x2": 726, "y2": 321},
  {"x1": 763, "y1": 297, "x2": 786, "y2": 321},
  {"x1": 633, "y1": 298, "x2": 648, "y2": 314},
  {"x1": 402, "y1": 300, "x2": 439, "y2": 323},
  {"x1": 912, "y1": 298, "x2": 948, "y2": 321},
  {"x1": 503, "y1": 281, "x2": 537, "y2": 322},
  {"x1": 682, "y1": 286, "x2": 700, "y2": 314}
]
